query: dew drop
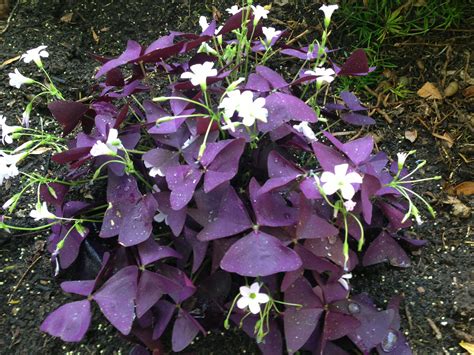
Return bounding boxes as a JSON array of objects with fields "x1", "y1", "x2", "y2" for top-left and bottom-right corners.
[
  {"x1": 347, "y1": 302, "x2": 360, "y2": 314},
  {"x1": 381, "y1": 330, "x2": 398, "y2": 352}
]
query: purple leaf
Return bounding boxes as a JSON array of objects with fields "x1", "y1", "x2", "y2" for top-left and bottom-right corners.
[
  {"x1": 159, "y1": 265, "x2": 196, "y2": 304},
  {"x1": 250, "y1": 178, "x2": 297, "y2": 227},
  {"x1": 154, "y1": 192, "x2": 186, "y2": 237},
  {"x1": 294, "y1": 245, "x2": 342, "y2": 282},
  {"x1": 93, "y1": 265, "x2": 138, "y2": 335},
  {"x1": 344, "y1": 296, "x2": 395, "y2": 353},
  {"x1": 136, "y1": 270, "x2": 181, "y2": 318},
  {"x1": 152, "y1": 300, "x2": 176, "y2": 340},
  {"x1": 48, "y1": 101, "x2": 90, "y2": 135},
  {"x1": 283, "y1": 277, "x2": 324, "y2": 353},
  {"x1": 40, "y1": 183, "x2": 69, "y2": 207},
  {"x1": 323, "y1": 311, "x2": 360, "y2": 340},
  {"x1": 60, "y1": 280, "x2": 95, "y2": 296},
  {"x1": 341, "y1": 112, "x2": 375, "y2": 125},
  {"x1": 340, "y1": 91, "x2": 367, "y2": 111},
  {"x1": 363, "y1": 231, "x2": 411, "y2": 268},
  {"x1": 297, "y1": 197, "x2": 339, "y2": 239},
  {"x1": 184, "y1": 227, "x2": 208, "y2": 273},
  {"x1": 285, "y1": 307, "x2": 323, "y2": 353},
  {"x1": 138, "y1": 238, "x2": 181, "y2": 266},
  {"x1": 172, "y1": 309, "x2": 202, "y2": 352},
  {"x1": 197, "y1": 186, "x2": 252, "y2": 241},
  {"x1": 96, "y1": 40, "x2": 143, "y2": 78},
  {"x1": 360, "y1": 174, "x2": 381, "y2": 224},
  {"x1": 166, "y1": 165, "x2": 203, "y2": 210},
  {"x1": 201, "y1": 139, "x2": 245, "y2": 193},
  {"x1": 245, "y1": 73, "x2": 271, "y2": 92},
  {"x1": 119, "y1": 194, "x2": 158, "y2": 247},
  {"x1": 220, "y1": 231, "x2": 302, "y2": 276},
  {"x1": 40, "y1": 300, "x2": 91, "y2": 342},
  {"x1": 299, "y1": 177, "x2": 322, "y2": 199},
  {"x1": 305, "y1": 237, "x2": 358, "y2": 271},
  {"x1": 323, "y1": 132, "x2": 374, "y2": 166},
  {"x1": 311, "y1": 142, "x2": 348, "y2": 171},
  {"x1": 333, "y1": 49, "x2": 376, "y2": 76},
  {"x1": 143, "y1": 147, "x2": 179, "y2": 178},
  {"x1": 258, "y1": 151, "x2": 303, "y2": 194},
  {"x1": 100, "y1": 173, "x2": 141, "y2": 238},
  {"x1": 256, "y1": 65, "x2": 289, "y2": 91},
  {"x1": 259, "y1": 93, "x2": 317, "y2": 132}
]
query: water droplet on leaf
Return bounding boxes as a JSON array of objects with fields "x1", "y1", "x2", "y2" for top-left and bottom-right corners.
[
  {"x1": 347, "y1": 302, "x2": 360, "y2": 314},
  {"x1": 381, "y1": 330, "x2": 398, "y2": 352}
]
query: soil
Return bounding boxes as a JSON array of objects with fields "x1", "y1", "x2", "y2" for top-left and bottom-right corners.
[{"x1": 0, "y1": 1, "x2": 472, "y2": 354}]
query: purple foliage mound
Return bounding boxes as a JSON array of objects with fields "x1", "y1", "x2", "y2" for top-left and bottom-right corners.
[{"x1": 36, "y1": 3, "x2": 433, "y2": 354}]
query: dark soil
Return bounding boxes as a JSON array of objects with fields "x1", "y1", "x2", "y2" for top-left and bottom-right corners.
[{"x1": 0, "y1": 1, "x2": 472, "y2": 354}]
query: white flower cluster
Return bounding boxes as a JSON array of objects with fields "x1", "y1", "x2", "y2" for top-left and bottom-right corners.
[
  {"x1": 219, "y1": 90, "x2": 268, "y2": 130},
  {"x1": 317, "y1": 163, "x2": 363, "y2": 212},
  {"x1": 0, "y1": 115, "x2": 25, "y2": 186},
  {"x1": 90, "y1": 128, "x2": 123, "y2": 157},
  {"x1": 180, "y1": 61, "x2": 218, "y2": 89}
]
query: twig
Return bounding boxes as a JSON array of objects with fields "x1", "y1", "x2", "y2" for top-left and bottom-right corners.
[
  {"x1": 375, "y1": 107, "x2": 393, "y2": 124},
  {"x1": 427, "y1": 318, "x2": 443, "y2": 340},
  {"x1": 0, "y1": 0, "x2": 20, "y2": 35},
  {"x1": 7, "y1": 254, "x2": 43, "y2": 303},
  {"x1": 405, "y1": 304, "x2": 413, "y2": 330}
]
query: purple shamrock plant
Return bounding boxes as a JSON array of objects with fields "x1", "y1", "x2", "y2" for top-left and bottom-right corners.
[{"x1": 0, "y1": 2, "x2": 442, "y2": 354}]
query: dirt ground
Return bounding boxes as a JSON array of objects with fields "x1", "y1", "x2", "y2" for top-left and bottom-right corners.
[{"x1": 0, "y1": 1, "x2": 472, "y2": 354}]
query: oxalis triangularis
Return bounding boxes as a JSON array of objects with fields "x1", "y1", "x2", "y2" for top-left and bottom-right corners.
[{"x1": 0, "y1": 2, "x2": 440, "y2": 353}]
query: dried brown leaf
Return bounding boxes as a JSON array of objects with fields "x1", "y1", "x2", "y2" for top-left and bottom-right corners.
[
  {"x1": 443, "y1": 196, "x2": 471, "y2": 218},
  {"x1": 30, "y1": 147, "x2": 51, "y2": 155},
  {"x1": 404, "y1": 129, "x2": 418, "y2": 143},
  {"x1": 463, "y1": 86, "x2": 474, "y2": 99},
  {"x1": 460, "y1": 341, "x2": 474, "y2": 354},
  {"x1": 417, "y1": 82, "x2": 442, "y2": 100},
  {"x1": 60, "y1": 12, "x2": 73, "y2": 23},
  {"x1": 0, "y1": 55, "x2": 21, "y2": 68},
  {"x1": 452, "y1": 182, "x2": 474, "y2": 196},
  {"x1": 91, "y1": 27, "x2": 99, "y2": 44},
  {"x1": 432, "y1": 132, "x2": 454, "y2": 148}
]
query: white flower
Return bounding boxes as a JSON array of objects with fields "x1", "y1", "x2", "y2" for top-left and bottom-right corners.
[
  {"x1": 1, "y1": 115, "x2": 22, "y2": 145},
  {"x1": 144, "y1": 160, "x2": 164, "y2": 177},
  {"x1": 262, "y1": 27, "x2": 281, "y2": 45},
  {"x1": 305, "y1": 67, "x2": 336, "y2": 85},
  {"x1": 396, "y1": 151, "x2": 415, "y2": 171},
  {"x1": 319, "y1": 4, "x2": 339, "y2": 21},
  {"x1": 181, "y1": 135, "x2": 197, "y2": 150},
  {"x1": 198, "y1": 42, "x2": 218, "y2": 56},
  {"x1": 320, "y1": 164, "x2": 363, "y2": 200},
  {"x1": 337, "y1": 273, "x2": 352, "y2": 290},
  {"x1": 293, "y1": 121, "x2": 316, "y2": 141},
  {"x1": 0, "y1": 161, "x2": 17, "y2": 186},
  {"x1": 90, "y1": 128, "x2": 122, "y2": 157},
  {"x1": 226, "y1": 5, "x2": 240, "y2": 15},
  {"x1": 22, "y1": 104, "x2": 32, "y2": 127},
  {"x1": 154, "y1": 211, "x2": 168, "y2": 225},
  {"x1": 0, "y1": 150, "x2": 25, "y2": 185},
  {"x1": 237, "y1": 282, "x2": 270, "y2": 314},
  {"x1": 8, "y1": 69, "x2": 34, "y2": 89},
  {"x1": 219, "y1": 90, "x2": 244, "y2": 118},
  {"x1": 29, "y1": 202, "x2": 56, "y2": 221},
  {"x1": 237, "y1": 92, "x2": 268, "y2": 126},
  {"x1": 21, "y1": 45, "x2": 49, "y2": 67},
  {"x1": 219, "y1": 90, "x2": 268, "y2": 127},
  {"x1": 199, "y1": 16, "x2": 210, "y2": 32},
  {"x1": 180, "y1": 61, "x2": 217, "y2": 89},
  {"x1": 343, "y1": 199, "x2": 357, "y2": 212},
  {"x1": 251, "y1": 5, "x2": 269, "y2": 24},
  {"x1": 2, "y1": 195, "x2": 17, "y2": 210}
]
